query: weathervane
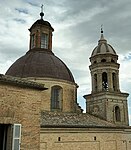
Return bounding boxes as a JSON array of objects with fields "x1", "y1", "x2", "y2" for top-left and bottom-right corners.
[{"x1": 40, "y1": 4, "x2": 44, "y2": 19}]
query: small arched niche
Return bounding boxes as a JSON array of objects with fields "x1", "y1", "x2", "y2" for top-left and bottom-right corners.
[{"x1": 114, "y1": 106, "x2": 121, "y2": 122}]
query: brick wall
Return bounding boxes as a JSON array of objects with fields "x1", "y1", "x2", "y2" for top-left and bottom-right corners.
[
  {"x1": 40, "y1": 127, "x2": 131, "y2": 150},
  {"x1": 0, "y1": 83, "x2": 43, "y2": 150}
]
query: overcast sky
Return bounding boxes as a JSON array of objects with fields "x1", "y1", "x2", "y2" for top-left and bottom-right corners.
[{"x1": 0, "y1": 0, "x2": 131, "y2": 124}]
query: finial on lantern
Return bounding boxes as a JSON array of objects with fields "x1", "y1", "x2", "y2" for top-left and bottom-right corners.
[
  {"x1": 40, "y1": 4, "x2": 44, "y2": 20},
  {"x1": 101, "y1": 24, "x2": 103, "y2": 34}
]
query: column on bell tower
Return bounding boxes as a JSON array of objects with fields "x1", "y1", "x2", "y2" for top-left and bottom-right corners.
[
  {"x1": 107, "y1": 70, "x2": 113, "y2": 91},
  {"x1": 116, "y1": 70, "x2": 120, "y2": 91},
  {"x1": 97, "y1": 71, "x2": 103, "y2": 92}
]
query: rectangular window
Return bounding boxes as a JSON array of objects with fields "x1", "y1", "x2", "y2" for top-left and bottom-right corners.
[
  {"x1": 0, "y1": 124, "x2": 21, "y2": 150},
  {"x1": 53, "y1": 89, "x2": 60, "y2": 109},
  {"x1": 0, "y1": 124, "x2": 12, "y2": 150},
  {"x1": 12, "y1": 124, "x2": 21, "y2": 150},
  {"x1": 41, "y1": 33, "x2": 48, "y2": 49}
]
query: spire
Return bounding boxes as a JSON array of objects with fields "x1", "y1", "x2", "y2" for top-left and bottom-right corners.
[
  {"x1": 100, "y1": 24, "x2": 104, "y2": 40},
  {"x1": 98, "y1": 25, "x2": 107, "y2": 44},
  {"x1": 40, "y1": 4, "x2": 44, "y2": 20},
  {"x1": 101, "y1": 24, "x2": 103, "y2": 34}
]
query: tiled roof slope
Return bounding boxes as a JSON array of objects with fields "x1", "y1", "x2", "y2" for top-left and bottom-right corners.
[
  {"x1": 41, "y1": 112, "x2": 125, "y2": 128},
  {"x1": 0, "y1": 74, "x2": 47, "y2": 90}
]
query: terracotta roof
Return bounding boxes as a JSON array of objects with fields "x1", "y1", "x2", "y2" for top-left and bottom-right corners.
[
  {"x1": 6, "y1": 49, "x2": 75, "y2": 83},
  {"x1": 0, "y1": 74, "x2": 47, "y2": 90},
  {"x1": 29, "y1": 19, "x2": 54, "y2": 31},
  {"x1": 41, "y1": 112, "x2": 122, "y2": 128}
]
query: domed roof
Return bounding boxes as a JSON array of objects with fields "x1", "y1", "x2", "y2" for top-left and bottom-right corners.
[
  {"x1": 5, "y1": 49, "x2": 75, "y2": 83},
  {"x1": 29, "y1": 19, "x2": 54, "y2": 31},
  {"x1": 91, "y1": 34, "x2": 116, "y2": 57}
]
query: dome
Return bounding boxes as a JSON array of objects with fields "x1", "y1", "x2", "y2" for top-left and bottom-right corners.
[
  {"x1": 29, "y1": 19, "x2": 54, "y2": 31},
  {"x1": 5, "y1": 49, "x2": 75, "y2": 83},
  {"x1": 6, "y1": 10, "x2": 75, "y2": 83},
  {"x1": 91, "y1": 34, "x2": 116, "y2": 57}
]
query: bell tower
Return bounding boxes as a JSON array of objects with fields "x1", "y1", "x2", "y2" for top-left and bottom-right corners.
[
  {"x1": 84, "y1": 29, "x2": 129, "y2": 126},
  {"x1": 90, "y1": 28, "x2": 120, "y2": 93}
]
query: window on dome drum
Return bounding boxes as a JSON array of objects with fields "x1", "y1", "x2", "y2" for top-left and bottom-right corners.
[
  {"x1": 111, "y1": 59, "x2": 115, "y2": 62},
  {"x1": 94, "y1": 74, "x2": 97, "y2": 92},
  {"x1": 102, "y1": 72, "x2": 108, "y2": 91},
  {"x1": 31, "y1": 34, "x2": 35, "y2": 49},
  {"x1": 51, "y1": 86, "x2": 62, "y2": 111},
  {"x1": 41, "y1": 33, "x2": 48, "y2": 49},
  {"x1": 112, "y1": 73, "x2": 117, "y2": 91},
  {"x1": 101, "y1": 59, "x2": 106, "y2": 62},
  {"x1": 0, "y1": 124, "x2": 21, "y2": 150},
  {"x1": 115, "y1": 106, "x2": 121, "y2": 122}
]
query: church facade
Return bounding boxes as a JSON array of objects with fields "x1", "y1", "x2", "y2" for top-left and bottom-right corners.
[{"x1": 0, "y1": 9, "x2": 131, "y2": 150}]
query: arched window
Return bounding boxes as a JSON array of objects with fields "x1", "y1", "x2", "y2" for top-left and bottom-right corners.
[
  {"x1": 112, "y1": 73, "x2": 117, "y2": 91},
  {"x1": 94, "y1": 74, "x2": 97, "y2": 92},
  {"x1": 111, "y1": 59, "x2": 115, "y2": 62},
  {"x1": 51, "y1": 86, "x2": 62, "y2": 111},
  {"x1": 115, "y1": 106, "x2": 121, "y2": 122},
  {"x1": 102, "y1": 72, "x2": 108, "y2": 91},
  {"x1": 101, "y1": 59, "x2": 106, "y2": 62},
  {"x1": 41, "y1": 33, "x2": 48, "y2": 49}
]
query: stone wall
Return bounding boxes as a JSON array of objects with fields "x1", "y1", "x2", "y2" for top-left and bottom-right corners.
[
  {"x1": 0, "y1": 83, "x2": 43, "y2": 150},
  {"x1": 85, "y1": 91, "x2": 129, "y2": 125},
  {"x1": 40, "y1": 127, "x2": 131, "y2": 150}
]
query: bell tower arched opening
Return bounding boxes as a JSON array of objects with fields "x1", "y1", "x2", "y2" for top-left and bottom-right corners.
[{"x1": 102, "y1": 72, "x2": 108, "y2": 91}]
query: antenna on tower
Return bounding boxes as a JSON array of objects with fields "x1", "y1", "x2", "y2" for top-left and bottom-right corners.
[{"x1": 40, "y1": 4, "x2": 44, "y2": 19}]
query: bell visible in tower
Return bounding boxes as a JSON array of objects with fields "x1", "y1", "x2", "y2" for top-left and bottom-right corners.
[
  {"x1": 102, "y1": 72, "x2": 108, "y2": 91},
  {"x1": 84, "y1": 27, "x2": 129, "y2": 125}
]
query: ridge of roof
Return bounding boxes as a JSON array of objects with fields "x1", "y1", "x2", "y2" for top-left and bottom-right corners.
[
  {"x1": 0, "y1": 74, "x2": 47, "y2": 90},
  {"x1": 41, "y1": 111, "x2": 127, "y2": 128}
]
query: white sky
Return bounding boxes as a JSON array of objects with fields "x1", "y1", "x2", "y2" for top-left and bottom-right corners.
[{"x1": 0, "y1": 0, "x2": 131, "y2": 124}]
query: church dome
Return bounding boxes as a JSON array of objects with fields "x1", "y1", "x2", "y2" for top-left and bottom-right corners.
[
  {"x1": 91, "y1": 33, "x2": 116, "y2": 57},
  {"x1": 6, "y1": 49, "x2": 75, "y2": 82},
  {"x1": 5, "y1": 8, "x2": 75, "y2": 83}
]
